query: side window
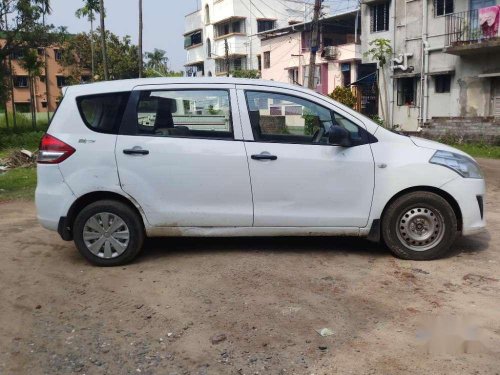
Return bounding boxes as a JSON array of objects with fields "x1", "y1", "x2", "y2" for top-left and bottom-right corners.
[
  {"x1": 245, "y1": 90, "x2": 372, "y2": 146},
  {"x1": 77, "y1": 92, "x2": 130, "y2": 134},
  {"x1": 135, "y1": 90, "x2": 232, "y2": 139},
  {"x1": 245, "y1": 91, "x2": 333, "y2": 144}
]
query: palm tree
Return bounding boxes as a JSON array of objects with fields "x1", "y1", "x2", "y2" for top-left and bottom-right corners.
[
  {"x1": 138, "y1": 0, "x2": 143, "y2": 78},
  {"x1": 36, "y1": 0, "x2": 52, "y2": 123},
  {"x1": 99, "y1": 0, "x2": 109, "y2": 80},
  {"x1": 145, "y1": 49, "x2": 168, "y2": 75},
  {"x1": 75, "y1": 0, "x2": 100, "y2": 81},
  {"x1": 20, "y1": 49, "x2": 44, "y2": 129}
]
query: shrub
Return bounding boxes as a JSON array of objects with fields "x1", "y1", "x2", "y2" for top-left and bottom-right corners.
[{"x1": 329, "y1": 86, "x2": 357, "y2": 109}]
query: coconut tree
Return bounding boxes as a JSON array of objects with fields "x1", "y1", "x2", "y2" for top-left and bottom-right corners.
[
  {"x1": 20, "y1": 49, "x2": 44, "y2": 129},
  {"x1": 75, "y1": 0, "x2": 100, "y2": 82},
  {"x1": 98, "y1": 0, "x2": 109, "y2": 80},
  {"x1": 138, "y1": 0, "x2": 143, "y2": 78},
  {"x1": 145, "y1": 49, "x2": 168, "y2": 75},
  {"x1": 35, "y1": 0, "x2": 52, "y2": 123}
]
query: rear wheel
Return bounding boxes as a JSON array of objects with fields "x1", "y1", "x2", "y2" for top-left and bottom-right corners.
[
  {"x1": 382, "y1": 192, "x2": 458, "y2": 260},
  {"x1": 73, "y1": 200, "x2": 144, "y2": 266}
]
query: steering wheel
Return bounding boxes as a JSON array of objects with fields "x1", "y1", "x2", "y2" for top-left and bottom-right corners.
[{"x1": 312, "y1": 128, "x2": 325, "y2": 143}]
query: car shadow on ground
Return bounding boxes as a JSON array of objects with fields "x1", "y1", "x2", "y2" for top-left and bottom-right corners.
[{"x1": 134, "y1": 230, "x2": 491, "y2": 264}]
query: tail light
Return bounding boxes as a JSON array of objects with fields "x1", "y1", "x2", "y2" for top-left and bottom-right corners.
[{"x1": 38, "y1": 134, "x2": 76, "y2": 164}]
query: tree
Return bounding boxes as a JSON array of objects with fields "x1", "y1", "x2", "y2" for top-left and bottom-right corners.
[
  {"x1": 75, "y1": 0, "x2": 100, "y2": 81},
  {"x1": 0, "y1": 0, "x2": 62, "y2": 128},
  {"x1": 329, "y1": 86, "x2": 356, "y2": 109},
  {"x1": 37, "y1": 0, "x2": 52, "y2": 123},
  {"x1": 20, "y1": 48, "x2": 43, "y2": 129},
  {"x1": 138, "y1": 0, "x2": 143, "y2": 78},
  {"x1": 364, "y1": 39, "x2": 392, "y2": 128},
  {"x1": 61, "y1": 31, "x2": 140, "y2": 82},
  {"x1": 144, "y1": 48, "x2": 169, "y2": 76},
  {"x1": 98, "y1": 0, "x2": 108, "y2": 80}
]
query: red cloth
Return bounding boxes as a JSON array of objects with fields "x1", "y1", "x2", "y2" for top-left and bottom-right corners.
[{"x1": 479, "y1": 5, "x2": 500, "y2": 38}]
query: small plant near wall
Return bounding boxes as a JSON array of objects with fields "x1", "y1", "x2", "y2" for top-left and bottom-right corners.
[
  {"x1": 329, "y1": 86, "x2": 357, "y2": 109},
  {"x1": 364, "y1": 38, "x2": 393, "y2": 128},
  {"x1": 231, "y1": 70, "x2": 260, "y2": 79}
]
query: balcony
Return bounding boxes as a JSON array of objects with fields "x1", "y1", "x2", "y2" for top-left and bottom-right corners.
[
  {"x1": 185, "y1": 10, "x2": 202, "y2": 34},
  {"x1": 444, "y1": 9, "x2": 500, "y2": 56}
]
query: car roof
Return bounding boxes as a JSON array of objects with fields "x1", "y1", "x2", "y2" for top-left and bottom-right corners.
[{"x1": 64, "y1": 77, "x2": 317, "y2": 97}]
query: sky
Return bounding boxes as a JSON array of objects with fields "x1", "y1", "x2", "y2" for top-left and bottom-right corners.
[{"x1": 46, "y1": 0, "x2": 199, "y2": 71}]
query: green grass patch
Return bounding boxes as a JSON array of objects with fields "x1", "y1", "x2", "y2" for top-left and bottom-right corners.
[
  {"x1": 0, "y1": 167, "x2": 36, "y2": 201},
  {"x1": 449, "y1": 143, "x2": 500, "y2": 159}
]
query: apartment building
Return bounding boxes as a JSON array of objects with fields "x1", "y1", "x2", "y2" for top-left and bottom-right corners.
[
  {"x1": 184, "y1": 0, "x2": 327, "y2": 77},
  {"x1": 259, "y1": 10, "x2": 379, "y2": 116},
  {"x1": 1, "y1": 41, "x2": 91, "y2": 114},
  {"x1": 361, "y1": 0, "x2": 500, "y2": 133}
]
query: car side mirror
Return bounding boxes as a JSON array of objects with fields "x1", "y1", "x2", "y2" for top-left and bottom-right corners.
[{"x1": 328, "y1": 125, "x2": 351, "y2": 147}]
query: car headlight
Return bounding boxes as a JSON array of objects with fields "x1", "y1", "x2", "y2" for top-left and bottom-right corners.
[{"x1": 430, "y1": 150, "x2": 483, "y2": 179}]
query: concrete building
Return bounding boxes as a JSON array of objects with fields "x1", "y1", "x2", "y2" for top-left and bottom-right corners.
[
  {"x1": 259, "y1": 10, "x2": 379, "y2": 115},
  {"x1": 361, "y1": 0, "x2": 500, "y2": 134},
  {"x1": 183, "y1": 0, "x2": 329, "y2": 77},
  {"x1": 1, "y1": 41, "x2": 91, "y2": 114}
]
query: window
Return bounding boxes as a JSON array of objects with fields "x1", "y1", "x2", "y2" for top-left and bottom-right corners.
[
  {"x1": 11, "y1": 50, "x2": 24, "y2": 60},
  {"x1": 288, "y1": 68, "x2": 299, "y2": 84},
  {"x1": 184, "y1": 30, "x2": 202, "y2": 48},
  {"x1": 54, "y1": 49, "x2": 63, "y2": 61},
  {"x1": 77, "y1": 92, "x2": 130, "y2": 134},
  {"x1": 206, "y1": 38, "x2": 212, "y2": 58},
  {"x1": 435, "y1": 75, "x2": 451, "y2": 93},
  {"x1": 341, "y1": 63, "x2": 351, "y2": 86},
  {"x1": 134, "y1": 90, "x2": 233, "y2": 139},
  {"x1": 370, "y1": 2, "x2": 389, "y2": 32},
  {"x1": 41, "y1": 101, "x2": 48, "y2": 109},
  {"x1": 245, "y1": 91, "x2": 371, "y2": 145},
  {"x1": 14, "y1": 76, "x2": 29, "y2": 88},
  {"x1": 257, "y1": 19, "x2": 276, "y2": 33},
  {"x1": 263, "y1": 51, "x2": 270, "y2": 69},
  {"x1": 257, "y1": 55, "x2": 262, "y2": 71},
  {"x1": 397, "y1": 77, "x2": 417, "y2": 106},
  {"x1": 435, "y1": 0, "x2": 453, "y2": 16},
  {"x1": 15, "y1": 103, "x2": 31, "y2": 113},
  {"x1": 205, "y1": 4, "x2": 210, "y2": 24},
  {"x1": 56, "y1": 76, "x2": 66, "y2": 87},
  {"x1": 40, "y1": 75, "x2": 46, "y2": 83},
  {"x1": 214, "y1": 19, "x2": 245, "y2": 38},
  {"x1": 37, "y1": 48, "x2": 45, "y2": 56},
  {"x1": 303, "y1": 65, "x2": 321, "y2": 88}
]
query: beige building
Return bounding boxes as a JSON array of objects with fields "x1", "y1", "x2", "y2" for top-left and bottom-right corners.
[{"x1": 1, "y1": 41, "x2": 91, "y2": 114}]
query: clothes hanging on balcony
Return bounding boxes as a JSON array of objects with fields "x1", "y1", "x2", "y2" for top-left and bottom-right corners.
[{"x1": 479, "y1": 5, "x2": 500, "y2": 38}]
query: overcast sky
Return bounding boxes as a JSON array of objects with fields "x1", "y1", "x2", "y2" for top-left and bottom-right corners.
[{"x1": 46, "y1": 0, "x2": 199, "y2": 71}]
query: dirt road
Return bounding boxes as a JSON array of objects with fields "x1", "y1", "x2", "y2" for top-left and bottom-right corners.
[{"x1": 1, "y1": 159, "x2": 499, "y2": 375}]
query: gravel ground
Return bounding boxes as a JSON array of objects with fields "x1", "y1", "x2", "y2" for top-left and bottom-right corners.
[{"x1": 0, "y1": 159, "x2": 499, "y2": 375}]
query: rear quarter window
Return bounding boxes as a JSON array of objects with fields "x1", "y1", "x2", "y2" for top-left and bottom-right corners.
[{"x1": 77, "y1": 92, "x2": 130, "y2": 134}]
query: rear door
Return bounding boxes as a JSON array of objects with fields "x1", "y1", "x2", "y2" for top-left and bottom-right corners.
[{"x1": 116, "y1": 84, "x2": 253, "y2": 227}]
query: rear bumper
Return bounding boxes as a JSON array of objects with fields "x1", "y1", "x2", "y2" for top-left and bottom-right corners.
[
  {"x1": 35, "y1": 165, "x2": 75, "y2": 233},
  {"x1": 440, "y1": 177, "x2": 486, "y2": 236}
]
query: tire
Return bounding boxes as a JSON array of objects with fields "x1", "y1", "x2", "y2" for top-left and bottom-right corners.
[
  {"x1": 73, "y1": 200, "x2": 145, "y2": 266},
  {"x1": 382, "y1": 191, "x2": 458, "y2": 260}
]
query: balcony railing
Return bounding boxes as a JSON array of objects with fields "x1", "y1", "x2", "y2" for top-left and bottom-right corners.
[{"x1": 445, "y1": 9, "x2": 499, "y2": 47}]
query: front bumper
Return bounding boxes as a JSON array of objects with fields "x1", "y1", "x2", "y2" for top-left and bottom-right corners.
[{"x1": 440, "y1": 177, "x2": 486, "y2": 236}]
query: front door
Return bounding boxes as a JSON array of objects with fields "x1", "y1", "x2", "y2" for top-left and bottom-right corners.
[
  {"x1": 116, "y1": 85, "x2": 253, "y2": 227},
  {"x1": 238, "y1": 87, "x2": 375, "y2": 228}
]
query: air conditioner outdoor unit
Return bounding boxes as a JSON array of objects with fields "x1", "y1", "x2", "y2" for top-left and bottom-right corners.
[{"x1": 322, "y1": 46, "x2": 338, "y2": 60}]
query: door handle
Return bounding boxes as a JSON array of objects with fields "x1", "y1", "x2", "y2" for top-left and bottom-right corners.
[
  {"x1": 123, "y1": 147, "x2": 149, "y2": 155},
  {"x1": 251, "y1": 153, "x2": 278, "y2": 161}
]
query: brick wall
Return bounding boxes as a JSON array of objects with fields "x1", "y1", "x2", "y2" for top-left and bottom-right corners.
[{"x1": 420, "y1": 117, "x2": 500, "y2": 145}]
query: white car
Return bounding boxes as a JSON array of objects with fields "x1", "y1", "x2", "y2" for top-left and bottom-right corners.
[{"x1": 36, "y1": 78, "x2": 485, "y2": 266}]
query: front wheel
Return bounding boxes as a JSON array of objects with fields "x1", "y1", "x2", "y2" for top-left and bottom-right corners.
[
  {"x1": 382, "y1": 192, "x2": 458, "y2": 260},
  {"x1": 73, "y1": 200, "x2": 145, "y2": 266}
]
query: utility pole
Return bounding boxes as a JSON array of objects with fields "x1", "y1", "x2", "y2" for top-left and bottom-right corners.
[
  {"x1": 307, "y1": 0, "x2": 322, "y2": 90},
  {"x1": 138, "y1": 0, "x2": 143, "y2": 78},
  {"x1": 224, "y1": 39, "x2": 230, "y2": 77},
  {"x1": 3, "y1": 0, "x2": 16, "y2": 127}
]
